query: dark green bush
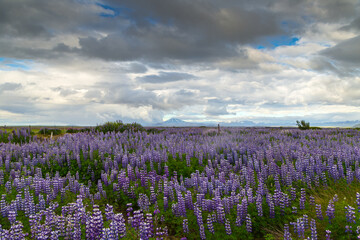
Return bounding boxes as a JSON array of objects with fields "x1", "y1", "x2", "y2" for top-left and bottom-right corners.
[
  {"x1": 39, "y1": 128, "x2": 62, "y2": 135},
  {"x1": 95, "y1": 120, "x2": 145, "y2": 133},
  {"x1": 146, "y1": 128, "x2": 165, "y2": 134},
  {"x1": 66, "y1": 128, "x2": 81, "y2": 133},
  {"x1": 65, "y1": 128, "x2": 92, "y2": 133},
  {"x1": 296, "y1": 120, "x2": 310, "y2": 130}
]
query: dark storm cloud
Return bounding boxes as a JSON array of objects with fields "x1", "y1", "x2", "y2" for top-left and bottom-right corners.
[
  {"x1": 75, "y1": 0, "x2": 282, "y2": 61},
  {"x1": 0, "y1": 41, "x2": 70, "y2": 60},
  {"x1": 307, "y1": 0, "x2": 360, "y2": 22},
  {"x1": 0, "y1": 0, "x2": 118, "y2": 38},
  {"x1": 1, "y1": 0, "x2": 359, "y2": 63},
  {"x1": 103, "y1": 0, "x2": 281, "y2": 42},
  {"x1": 321, "y1": 35, "x2": 360, "y2": 64},
  {"x1": 137, "y1": 72, "x2": 196, "y2": 83},
  {"x1": 77, "y1": 29, "x2": 238, "y2": 62}
]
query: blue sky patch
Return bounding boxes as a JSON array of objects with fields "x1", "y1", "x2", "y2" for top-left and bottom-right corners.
[
  {"x1": 96, "y1": 3, "x2": 121, "y2": 18},
  {"x1": 0, "y1": 58, "x2": 32, "y2": 71},
  {"x1": 256, "y1": 35, "x2": 299, "y2": 49}
]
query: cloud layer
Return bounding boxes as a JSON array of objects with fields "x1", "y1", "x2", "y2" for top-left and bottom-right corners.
[{"x1": 1, "y1": 0, "x2": 360, "y2": 125}]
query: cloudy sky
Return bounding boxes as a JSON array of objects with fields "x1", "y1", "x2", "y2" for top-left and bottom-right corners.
[{"x1": 1, "y1": 0, "x2": 360, "y2": 126}]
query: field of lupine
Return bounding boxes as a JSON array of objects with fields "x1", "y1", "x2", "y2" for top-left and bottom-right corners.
[{"x1": 1, "y1": 126, "x2": 360, "y2": 239}]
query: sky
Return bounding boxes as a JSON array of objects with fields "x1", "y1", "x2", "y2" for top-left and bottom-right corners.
[{"x1": 0, "y1": 0, "x2": 360, "y2": 126}]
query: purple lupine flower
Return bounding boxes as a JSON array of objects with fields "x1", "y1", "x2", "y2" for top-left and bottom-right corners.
[
  {"x1": 126, "y1": 203, "x2": 133, "y2": 217},
  {"x1": 292, "y1": 206, "x2": 297, "y2": 214},
  {"x1": 345, "y1": 205, "x2": 356, "y2": 224},
  {"x1": 0, "y1": 194, "x2": 7, "y2": 218},
  {"x1": 310, "y1": 219, "x2": 317, "y2": 240},
  {"x1": 56, "y1": 215, "x2": 66, "y2": 237},
  {"x1": 110, "y1": 213, "x2": 126, "y2": 238},
  {"x1": 207, "y1": 214, "x2": 215, "y2": 235},
  {"x1": 153, "y1": 207, "x2": 160, "y2": 215},
  {"x1": 8, "y1": 210, "x2": 16, "y2": 225},
  {"x1": 256, "y1": 194, "x2": 263, "y2": 217},
  {"x1": 86, "y1": 205, "x2": 104, "y2": 240},
  {"x1": 185, "y1": 191, "x2": 193, "y2": 210},
  {"x1": 172, "y1": 203, "x2": 179, "y2": 217},
  {"x1": 283, "y1": 224, "x2": 292, "y2": 240},
  {"x1": 332, "y1": 194, "x2": 338, "y2": 202},
  {"x1": 194, "y1": 204, "x2": 203, "y2": 228},
  {"x1": 105, "y1": 204, "x2": 114, "y2": 221},
  {"x1": 38, "y1": 194, "x2": 46, "y2": 211},
  {"x1": 290, "y1": 187, "x2": 296, "y2": 201},
  {"x1": 315, "y1": 204, "x2": 323, "y2": 220},
  {"x1": 163, "y1": 197, "x2": 168, "y2": 212},
  {"x1": 225, "y1": 218, "x2": 231, "y2": 235},
  {"x1": 145, "y1": 213, "x2": 154, "y2": 238},
  {"x1": 356, "y1": 192, "x2": 360, "y2": 213},
  {"x1": 199, "y1": 224, "x2": 206, "y2": 240},
  {"x1": 50, "y1": 230, "x2": 59, "y2": 240},
  {"x1": 269, "y1": 198, "x2": 275, "y2": 218},
  {"x1": 216, "y1": 204, "x2": 225, "y2": 224},
  {"x1": 326, "y1": 200, "x2": 335, "y2": 223},
  {"x1": 183, "y1": 219, "x2": 189, "y2": 234},
  {"x1": 139, "y1": 220, "x2": 149, "y2": 240},
  {"x1": 177, "y1": 192, "x2": 187, "y2": 217},
  {"x1": 325, "y1": 229, "x2": 331, "y2": 240},
  {"x1": 299, "y1": 188, "x2": 306, "y2": 210},
  {"x1": 9, "y1": 221, "x2": 26, "y2": 240},
  {"x1": 303, "y1": 214, "x2": 308, "y2": 229},
  {"x1": 150, "y1": 186, "x2": 157, "y2": 204},
  {"x1": 280, "y1": 196, "x2": 285, "y2": 215},
  {"x1": 138, "y1": 193, "x2": 150, "y2": 212},
  {"x1": 309, "y1": 195, "x2": 315, "y2": 205},
  {"x1": 131, "y1": 210, "x2": 144, "y2": 229},
  {"x1": 246, "y1": 214, "x2": 252, "y2": 233},
  {"x1": 345, "y1": 225, "x2": 352, "y2": 233},
  {"x1": 296, "y1": 217, "x2": 305, "y2": 239}
]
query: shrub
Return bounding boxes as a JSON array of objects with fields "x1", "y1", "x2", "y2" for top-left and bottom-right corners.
[
  {"x1": 39, "y1": 128, "x2": 62, "y2": 135},
  {"x1": 66, "y1": 128, "x2": 81, "y2": 133},
  {"x1": 95, "y1": 120, "x2": 145, "y2": 133},
  {"x1": 296, "y1": 120, "x2": 310, "y2": 130}
]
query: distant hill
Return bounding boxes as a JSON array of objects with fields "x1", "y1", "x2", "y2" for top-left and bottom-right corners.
[
  {"x1": 155, "y1": 118, "x2": 260, "y2": 127},
  {"x1": 153, "y1": 118, "x2": 360, "y2": 128},
  {"x1": 155, "y1": 118, "x2": 216, "y2": 127},
  {"x1": 315, "y1": 120, "x2": 360, "y2": 127}
]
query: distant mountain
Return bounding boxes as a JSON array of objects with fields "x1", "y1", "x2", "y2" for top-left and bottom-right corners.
[
  {"x1": 155, "y1": 118, "x2": 195, "y2": 127},
  {"x1": 153, "y1": 118, "x2": 360, "y2": 128},
  {"x1": 220, "y1": 121, "x2": 259, "y2": 127},
  {"x1": 155, "y1": 118, "x2": 216, "y2": 127},
  {"x1": 314, "y1": 120, "x2": 360, "y2": 127},
  {"x1": 163, "y1": 118, "x2": 187, "y2": 125}
]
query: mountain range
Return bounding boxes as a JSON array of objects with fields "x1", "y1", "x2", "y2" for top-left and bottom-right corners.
[{"x1": 151, "y1": 118, "x2": 360, "y2": 128}]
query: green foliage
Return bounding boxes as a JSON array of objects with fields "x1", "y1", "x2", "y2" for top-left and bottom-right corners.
[
  {"x1": 95, "y1": 120, "x2": 145, "y2": 133},
  {"x1": 38, "y1": 128, "x2": 62, "y2": 135},
  {"x1": 66, "y1": 127, "x2": 93, "y2": 133},
  {"x1": 0, "y1": 128, "x2": 34, "y2": 144},
  {"x1": 66, "y1": 128, "x2": 82, "y2": 133},
  {"x1": 146, "y1": 128, "x2": 165, "y2": 134},
  {"x1": 264, "y1": 234, "x2": 276, "y2": 240},
  {"x1": 296, "y1": 120, "x2": 310, "y2": 130}
]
